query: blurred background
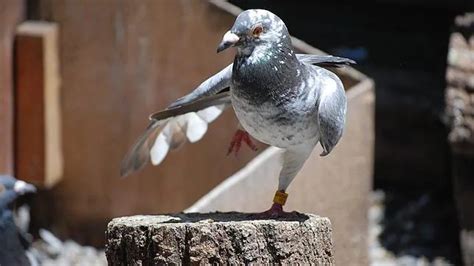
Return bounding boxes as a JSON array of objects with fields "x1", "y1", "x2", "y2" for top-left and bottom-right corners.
[{"x1": 1, "y1": 0, "x2": 473, "y2": 265}]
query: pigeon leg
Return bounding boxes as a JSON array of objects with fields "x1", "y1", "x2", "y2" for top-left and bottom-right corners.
[
  {"x1": 227, "y1": 129, "x2": 257, "y2": 155},
  {"x1": 252, "y1": 148, "x2": 313, "y2": 219}
]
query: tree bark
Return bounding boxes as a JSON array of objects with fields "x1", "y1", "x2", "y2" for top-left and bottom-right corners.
[
  {"x1": 105, "y1": 212, "x2": 333, "y2": 265},
  {"x1": 445, "y1": 13, "x2": 474, "y2": 266}
]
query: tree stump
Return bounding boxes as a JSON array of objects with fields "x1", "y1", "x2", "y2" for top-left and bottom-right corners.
[{"x1": 105, "y1": 212, "x2": 334, "y2": 265}]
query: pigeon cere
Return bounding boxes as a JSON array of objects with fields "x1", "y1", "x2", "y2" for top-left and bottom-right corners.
[{"x1": 121, "y1": 9, "x2": 355, "y2": 217}]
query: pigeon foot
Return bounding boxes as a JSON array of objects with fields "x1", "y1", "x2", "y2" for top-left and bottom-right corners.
[
  {"x1": 250, "y1": 191, "x2": 295, "y2": 219},
  {"x1": 251, "y1": 203, "x2": 297, "y2": 219},
  {"x1": 227, "y1": 129, "x2": 257, "y2": 155}
]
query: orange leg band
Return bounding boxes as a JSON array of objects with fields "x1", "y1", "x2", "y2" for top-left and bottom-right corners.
[{"x1": 273, "y1": 191, "x2": 289, "y2": 206}]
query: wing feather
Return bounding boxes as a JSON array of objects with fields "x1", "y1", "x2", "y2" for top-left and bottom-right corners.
[
  {"x1": 168, "y1": 64, "x2": 232, "y2": 108},
  {"x1": 184, "y1": 112, "x2": 208, "y2": 143},
  {"x1": 317, "y1": 72, "x2": 347, "y2": 156},
  {"x1": 121, "y1": 89, "x2": 232, "y2": 177},
  {"x1": 120, "y1": 120, "x2": 167, "y2": 176},
  {"x1": 297, "y1": 54, "x2": 356, "y2": 68},
  {"x1": 197, "y1": 104, "x2": 226, "y2": 123},
  {"x1": 150, "y1": 128, "x2": 171, "y2": 166}
]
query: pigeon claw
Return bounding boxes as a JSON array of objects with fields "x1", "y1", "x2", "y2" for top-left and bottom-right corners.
[{"x1": 227, "y1": 129, "x2": 258, "y2": 156}]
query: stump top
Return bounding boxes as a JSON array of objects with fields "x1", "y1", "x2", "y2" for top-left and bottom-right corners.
[
  {"x1": 106, "y1": 212, "x2": 334, "y2": 265},
  {"x1": 108, "y1": 212, "x2": 328, "y2": 227}
]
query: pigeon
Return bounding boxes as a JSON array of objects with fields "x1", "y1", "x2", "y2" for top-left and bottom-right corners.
[
  {"x1": 121, "y1": 9, "x2": 354, "y2": 216},
  {"x1": 0, "y1": 175, "x2": 36, "y2": 265}
]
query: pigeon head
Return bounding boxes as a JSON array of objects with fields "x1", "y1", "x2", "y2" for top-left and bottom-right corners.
[
  {"x1": 0, "y1": 175, "x2": 36, "y2": 209},
  {"x1": 217, "y1": 9, "x2": 291, "y2": 55}
]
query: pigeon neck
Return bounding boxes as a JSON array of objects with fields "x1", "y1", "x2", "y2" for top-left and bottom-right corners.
[
  {"x1": 231, "y1": 41, "x2": 302, "y2": 106},
  {"x1": 236, "y1": 42, "x2": 298, "y2": 67}
]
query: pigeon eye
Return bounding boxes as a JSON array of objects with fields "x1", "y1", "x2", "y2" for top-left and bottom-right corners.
[{"x1": 251, "y1": 24, "x2": 263, "y2": 37}]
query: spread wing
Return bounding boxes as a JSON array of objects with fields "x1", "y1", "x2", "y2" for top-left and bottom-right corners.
[
  {"x1": 316, "y1": 70, "x2": 347, "y2": 156},
  {"x1": 120, "y1": 64, "x2": 233, "y2": 177},
  {"x1": 296, "y1": 54, "x2": 356, "y2": 68}
]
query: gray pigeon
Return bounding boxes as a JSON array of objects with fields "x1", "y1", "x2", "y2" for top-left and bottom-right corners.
[
  {"x1": 121, "y1": 9, "x2": 353, "y2": 216},
  {"x1": 0, "y1": 175, "x2": 36, "y2": 265}
]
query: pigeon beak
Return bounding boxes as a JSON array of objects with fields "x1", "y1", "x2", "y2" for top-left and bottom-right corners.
[
  {"x1": 217, "y1": 31, "x2": 239, "y2": 53},
  {"x1": 14, "y1": 180, "x2": 36, "y2": 195}
]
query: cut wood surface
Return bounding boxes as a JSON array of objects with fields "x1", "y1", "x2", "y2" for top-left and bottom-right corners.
[{"x1": 105, "y1": 212, "x2": 334, "y2": 265}]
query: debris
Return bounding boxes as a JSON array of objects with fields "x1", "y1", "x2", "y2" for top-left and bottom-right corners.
[{"x1": 29, "y1": 229, "x2": 106, "y2": 266}]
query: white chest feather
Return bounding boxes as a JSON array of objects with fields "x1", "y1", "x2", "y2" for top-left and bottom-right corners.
[{"x1": 230, "y1": 84, "x2": 320, "y2": 148}]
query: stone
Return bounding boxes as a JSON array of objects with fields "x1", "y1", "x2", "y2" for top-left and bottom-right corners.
[{"x1": 105, "y1": 212, "x2": 333, "y2": 265}]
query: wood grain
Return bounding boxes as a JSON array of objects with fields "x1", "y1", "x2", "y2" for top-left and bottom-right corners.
[
  {"x1": 14, "y1": 34, "x2": 46, "y2": 184},
  {"x1": 0, "y1": 1, "x2": 24, "y2": 175},
  {"x1": 14, "y1": 22, "x2": 62, "y2": 188}
]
